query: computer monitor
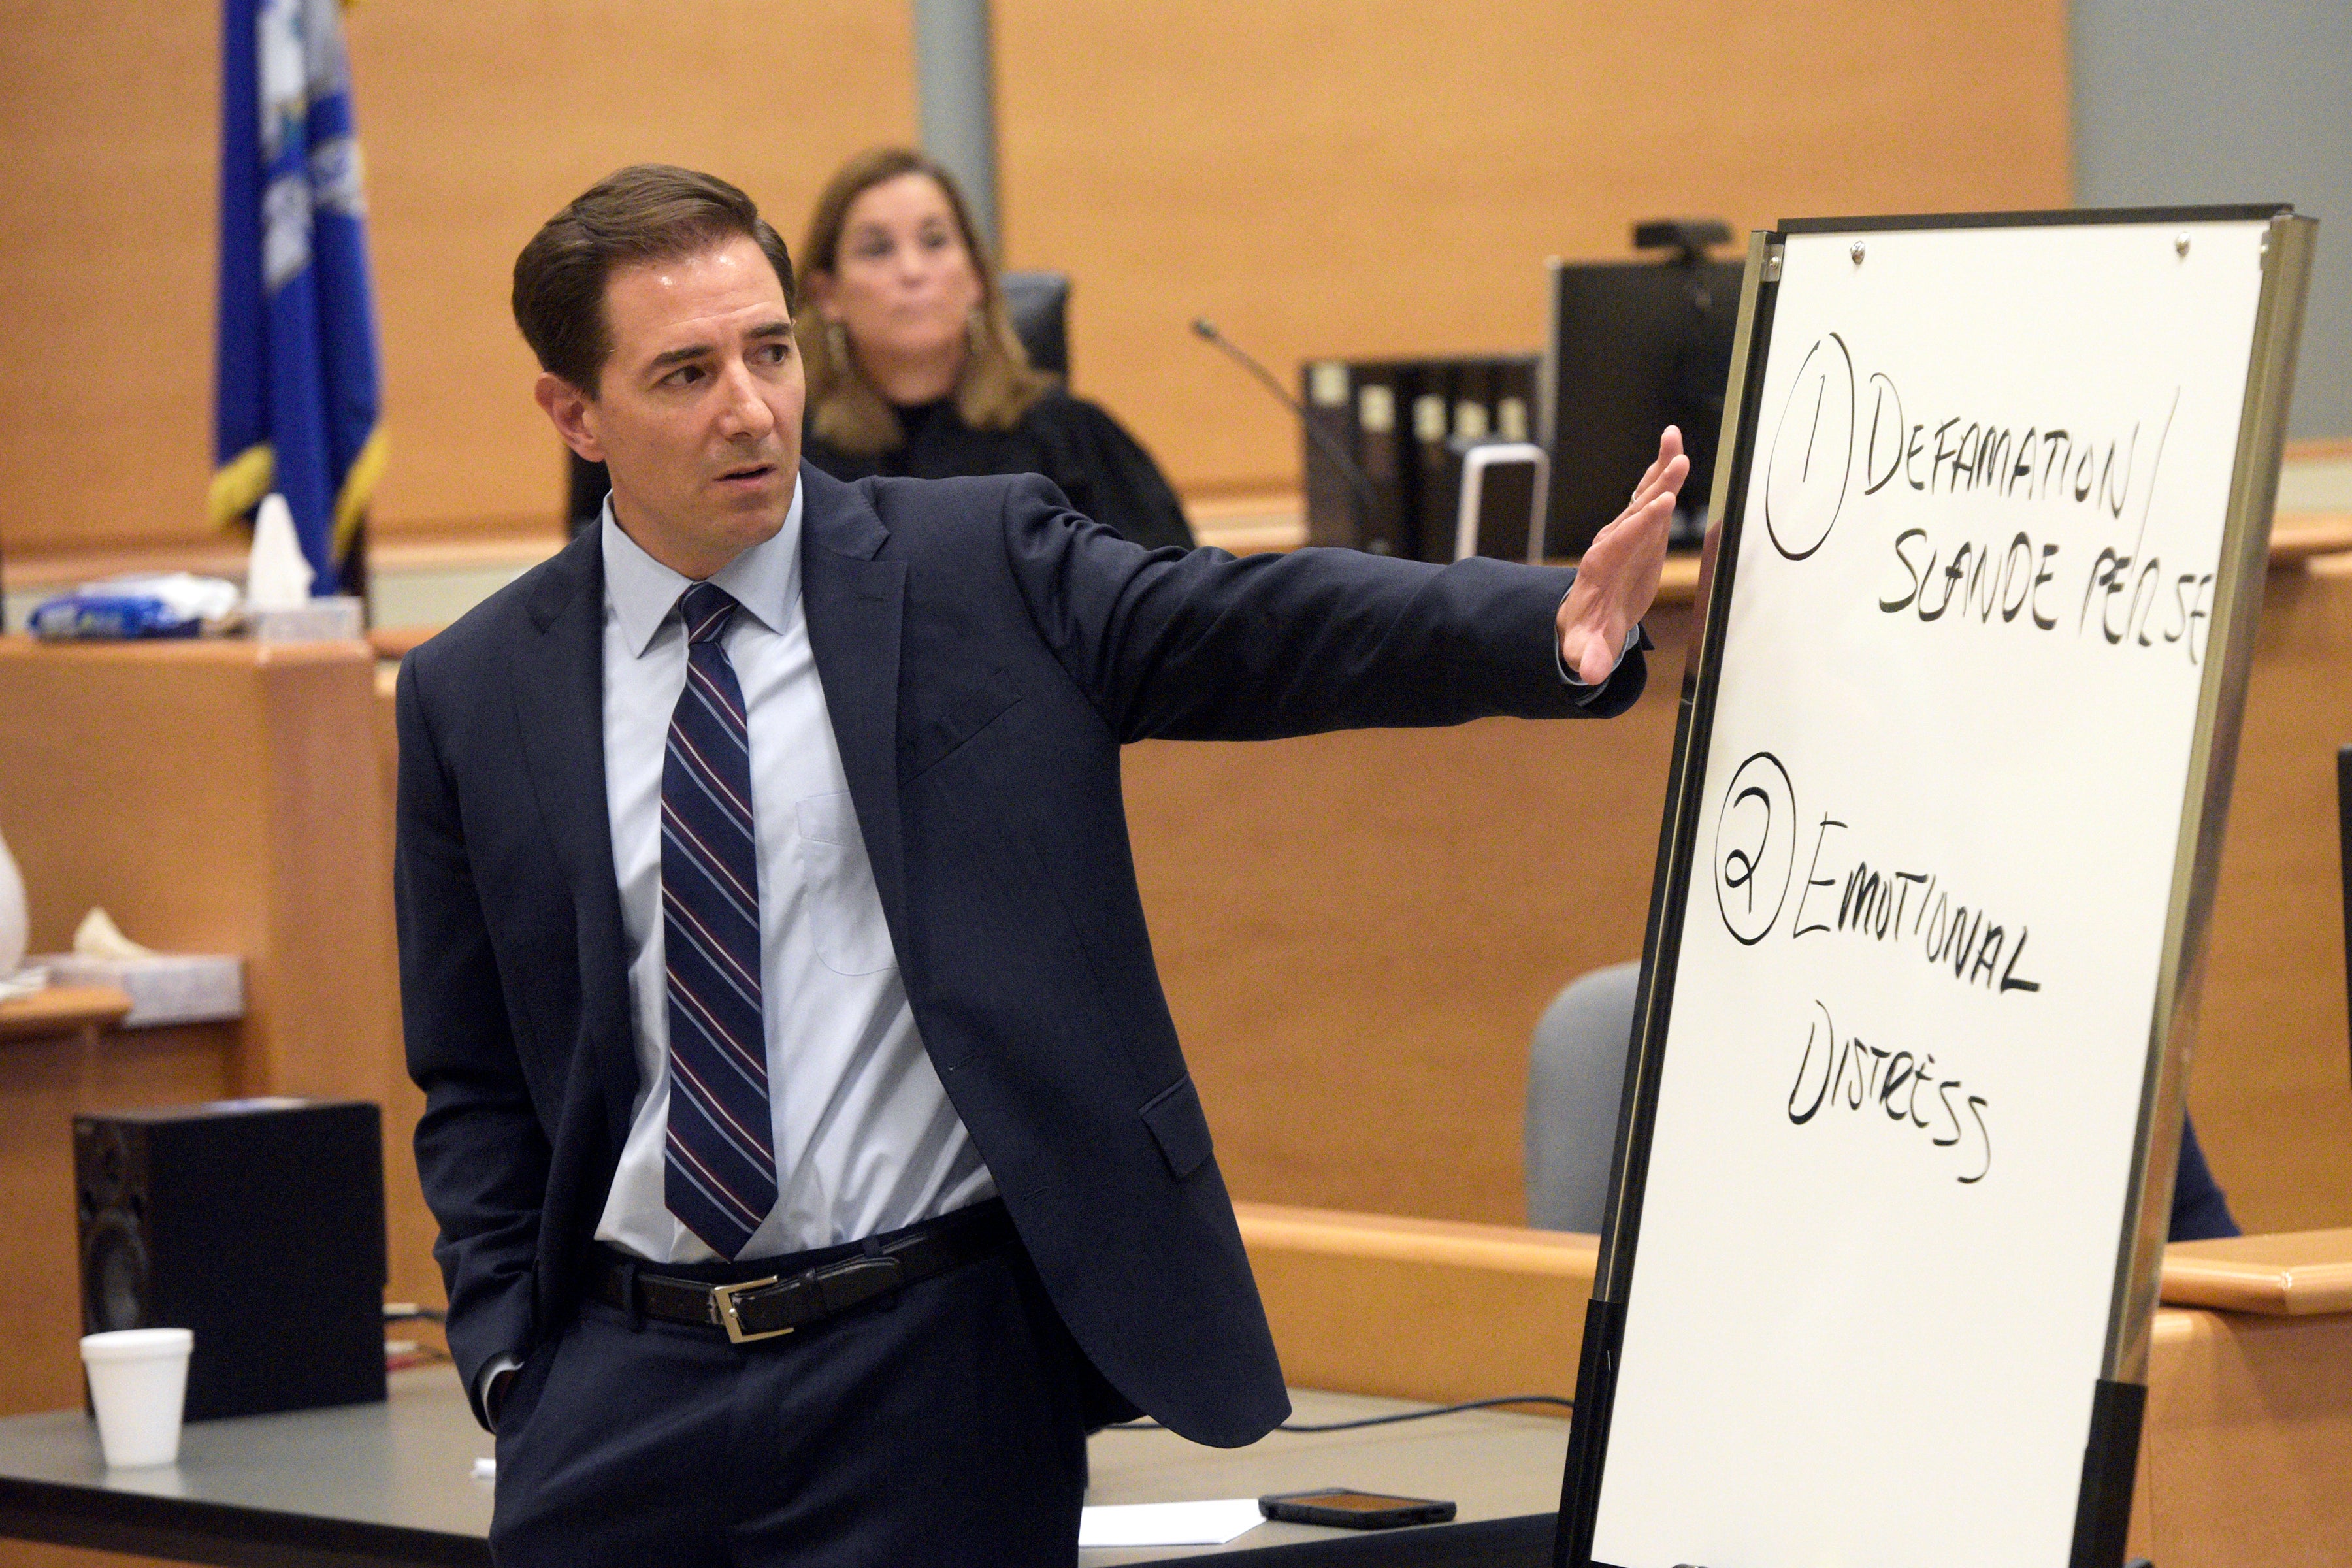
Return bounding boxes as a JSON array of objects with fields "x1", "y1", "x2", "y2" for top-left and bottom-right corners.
[{"x1": 1537, "y1": 252, "x2": 1742, "y2": 558}]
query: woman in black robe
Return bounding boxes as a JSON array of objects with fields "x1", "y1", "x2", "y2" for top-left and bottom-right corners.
[{"x1": 795, "y1": 148, "x2": 1193, "y2": 552}]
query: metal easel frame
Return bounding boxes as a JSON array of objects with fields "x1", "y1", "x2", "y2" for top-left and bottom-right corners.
[{"x1": 1551, "y1": 205, "x2": 2316, "y2": 1568}]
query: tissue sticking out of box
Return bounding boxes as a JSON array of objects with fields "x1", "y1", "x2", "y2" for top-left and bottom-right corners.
[
  {"x1": 244, "y1": 494, "x2": 366, "y2": 642},
  {"x1": 74, "y1": 907, "x2": 154, "y2": 961},
  {"x1": 246, "y1": 495, "x2": 316, "y2": 612},
  {"x1": 31, "y1": 910, "x2": 244, "y2": 1027}
]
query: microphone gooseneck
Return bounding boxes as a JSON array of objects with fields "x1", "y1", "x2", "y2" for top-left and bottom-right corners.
[{"x1": 1190, "y1": 318, "x2": 1382, "y2": 521}]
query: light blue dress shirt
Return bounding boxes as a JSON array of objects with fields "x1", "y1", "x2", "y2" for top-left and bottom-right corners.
[{"x1": 591, "y1": 480, "x2": 995, "y2": 1266}]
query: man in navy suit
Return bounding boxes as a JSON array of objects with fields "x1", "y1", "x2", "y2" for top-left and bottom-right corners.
[{"x1": 396, "y1": 165, "x2": 1684, "y2": 1566}]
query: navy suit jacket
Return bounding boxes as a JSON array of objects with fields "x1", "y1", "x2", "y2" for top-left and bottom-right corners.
[{"x1": 395, "y1": 464, "x2": 1644, "y2": 1446}]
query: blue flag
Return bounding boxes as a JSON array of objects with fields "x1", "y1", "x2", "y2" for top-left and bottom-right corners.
[{"x1": 211, "y1": 0, "x2": 385, "y2": 596}]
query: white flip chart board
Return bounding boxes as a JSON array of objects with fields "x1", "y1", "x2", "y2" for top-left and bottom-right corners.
[{"x1": 1561, "y1": 210, "x2": 2313, "y2": 1568}]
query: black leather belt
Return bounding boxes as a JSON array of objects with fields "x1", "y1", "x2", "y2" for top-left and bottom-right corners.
[{"x1": 586, "y1": 1201, "x2": 1015, "y2": 1344}]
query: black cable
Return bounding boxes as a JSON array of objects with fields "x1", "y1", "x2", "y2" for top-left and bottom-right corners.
[
  {"x1": 1105, "y1": 1394, "x2": 1572, "y2": 1434},
  {"x1": 1188, "y1": 318, "x2": 1384, "y2": 525}
]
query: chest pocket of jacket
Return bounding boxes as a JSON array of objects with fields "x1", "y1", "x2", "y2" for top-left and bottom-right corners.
[
  {"x1": 900, "y1": 666, "x2": 1021, "y2": 784},
  {"x1": 793, "y1": 792, "x2": 897, "y2": 975}
]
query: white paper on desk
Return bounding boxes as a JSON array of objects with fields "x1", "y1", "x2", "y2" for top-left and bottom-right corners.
[{"x1": 1078, "y1": 1499, "x2": 1263, "y2": 1548}]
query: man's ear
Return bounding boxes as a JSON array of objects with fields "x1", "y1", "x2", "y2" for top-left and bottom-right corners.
[{"x1": 535, "y1": 372, "x2": 604, "y2": 462}]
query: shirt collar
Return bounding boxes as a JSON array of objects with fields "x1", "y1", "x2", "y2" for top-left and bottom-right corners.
[{"x1": 600, "y1": 472, "x2": 804, "y2": 658}]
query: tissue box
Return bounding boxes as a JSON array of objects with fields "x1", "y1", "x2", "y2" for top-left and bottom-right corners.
[
  {"x1": 33, "y1": 954, "x2": 244, "y2": 1026},
  {"x1": 252, "y1": 596, "x2": 365, "y2": 644}
]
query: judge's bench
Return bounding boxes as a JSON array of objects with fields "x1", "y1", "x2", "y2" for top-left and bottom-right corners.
[{"x1": 0, "y1": 527, "x2": 2349, "y2": 1564}]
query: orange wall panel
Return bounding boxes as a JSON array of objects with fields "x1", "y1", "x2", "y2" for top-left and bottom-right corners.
[
  {"x1": 995, "y1": 0, "x2": 2072, "y2": 495},
  {"x1": 0, "y1": 2, "x2": 914, "y2": 557},
  {"x1": 0, "y1": 2, "x2": 2066, "y2": 557}
]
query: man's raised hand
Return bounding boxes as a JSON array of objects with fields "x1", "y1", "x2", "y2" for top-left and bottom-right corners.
[{"x1": 1555, "y1": 426, "x2": 1688, "y2": 686}]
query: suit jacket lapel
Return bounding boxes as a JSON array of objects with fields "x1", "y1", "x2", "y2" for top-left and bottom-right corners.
[
  {"x1": 798, "y1": 465, "x2": 909, "y2": 939},
  {"x1": 514, "y1": 527, "x2": 639, "y2": 1145}
]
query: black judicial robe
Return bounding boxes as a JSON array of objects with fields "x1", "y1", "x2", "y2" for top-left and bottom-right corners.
[{"x1": 804, "y1": 388, "x2": 1196, "y2": 552}]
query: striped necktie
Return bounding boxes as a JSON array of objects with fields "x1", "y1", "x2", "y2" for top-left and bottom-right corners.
[{"x1": 661, "y1": 582, "x2": 776, "y2": 1258}]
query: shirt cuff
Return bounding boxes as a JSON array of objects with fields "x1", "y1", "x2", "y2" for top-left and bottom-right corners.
[
  {"x1": 479, "y1": 1353, "x2": 523, "y2": 1427},
  {"x1": 1556, "y1": 612, "x2": 1643, "y2": 706}
]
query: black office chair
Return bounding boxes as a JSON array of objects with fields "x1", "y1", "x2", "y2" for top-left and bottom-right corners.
[
  {"x1": 566, "y1": 451, "x2": 610, "y2": 536},
  {"x1": 998, "y1": 270, "x2": 1070, "y2": 379}
]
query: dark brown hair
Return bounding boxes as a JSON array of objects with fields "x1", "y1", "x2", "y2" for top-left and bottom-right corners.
[
  {"x1": 798, "y1": 147, "x2": 1050, "y2": 453},
  {"x1": 512, "y1": 164, "x2": 795, "y2": 395}
]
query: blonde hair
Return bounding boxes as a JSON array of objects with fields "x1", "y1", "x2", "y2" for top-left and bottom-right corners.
[{"x1": 799, "y1": 148, "x2": 1053, "y2": 454}]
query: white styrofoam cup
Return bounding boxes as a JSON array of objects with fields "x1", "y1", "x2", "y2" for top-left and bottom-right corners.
[{"x1": 80, "y1": 1328, "x2": 193, "y2": 1468}]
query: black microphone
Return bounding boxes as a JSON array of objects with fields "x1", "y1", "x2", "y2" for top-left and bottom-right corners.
[{"x1": 1190, "y1": 318, "x2": 1384, "y2": 538}]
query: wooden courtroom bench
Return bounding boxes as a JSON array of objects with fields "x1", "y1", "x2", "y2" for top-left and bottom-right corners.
[
  {"x1": 1237, "y1": 1203, "x2": 2352, "y2": 1567},
  {"x1": 0, "y1": 638, "x2": 426, "y2": 1421}
]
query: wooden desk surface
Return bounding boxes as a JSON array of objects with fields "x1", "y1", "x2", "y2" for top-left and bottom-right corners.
[
  {"x1": 0, "y1": 636, "x2": 370, "y2": 670},
  {"x1": 2161, "y1": 1228, "x2": 2352, "y2": 1316},
  {"x1": 2268, "y1": 514, "x2": 2352, "y2": 562},
  {"x1": 368, "y1": 625, "x2": 438, "y2": 662},
  {"x1": 0, "y1": 987, "x2": 129, "y2": 1043}
]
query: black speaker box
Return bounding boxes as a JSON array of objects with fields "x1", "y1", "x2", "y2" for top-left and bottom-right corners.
[{"x1": 74, "y1": 1098, "x2": 387, "y2": 1421}]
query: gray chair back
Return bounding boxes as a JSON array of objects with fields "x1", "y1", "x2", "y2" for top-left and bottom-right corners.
[{"x1": 1524, "y1": 962, "x2": 1640, "y2": 1233}]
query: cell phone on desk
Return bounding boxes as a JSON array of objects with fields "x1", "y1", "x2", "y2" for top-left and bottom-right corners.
[{"x1": 1258, "y1": 1488, "x2": 1456, "y2": 1529}]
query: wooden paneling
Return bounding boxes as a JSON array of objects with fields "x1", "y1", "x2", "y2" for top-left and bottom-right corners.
[
  {"x1": 1126, "y1": 605, "x2": 1693, "y2": 1221},
  {"x1": 0, "y1": 1, "x2": 216, "y2": 562},
  {"x1": 995, "y1": 0, "x2": 2072, "y2": 497},
  {"x1": 0, "y1": 640, "x2": 397, "y2": 1103},
  {"x1": 1136, "y1": 561, "x2": 2352, "y2": 1234},
  {"x1": 2188, "y1": 557, "x2": 2352, "y2": 1233},
  {"x1": 1236, "y1": 1204, "x2": 1596, "y2": 1409},
  {"x1": 2138, "y1": 1308, "x2": 2352, "y2": 1567},
  {"x1": 0, "y1": 1549, "x2": 155, "y2": 1568},
  {"x1": 346, "y1": 2, "x2": 914, "y2": 540},
  {"x1": 0, "y1": 2, "x2": 914, "y2": 559},
  {"x1": 2164, "y1": 1228, "x2": 2352, "y2": 1316},
  {"x1": 0, "y1": 2, "x2": 2064, "y2": 557},
  {"x1": 3, "y1": 641, "x2": 307, "y2": 956},
  {"x1": 0, "y1": 638, "x2": 433, "y2": 1422}
]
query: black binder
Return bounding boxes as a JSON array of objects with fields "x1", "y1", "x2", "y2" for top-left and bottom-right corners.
[
  {"x1": 1300, "y1": 359, "x2": 1360, "y2": 548},
  {"x1": 1350, "y1": 363, "x2": 1409, "y2": 557},
  {"x1": 1409, "y1": 363, "x2": 1458, "y2": 563}
]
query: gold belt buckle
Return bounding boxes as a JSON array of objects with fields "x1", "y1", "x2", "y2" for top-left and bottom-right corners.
[{"x1": 709, "y1": 1276, "x2": 794, "y2": 1344}]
